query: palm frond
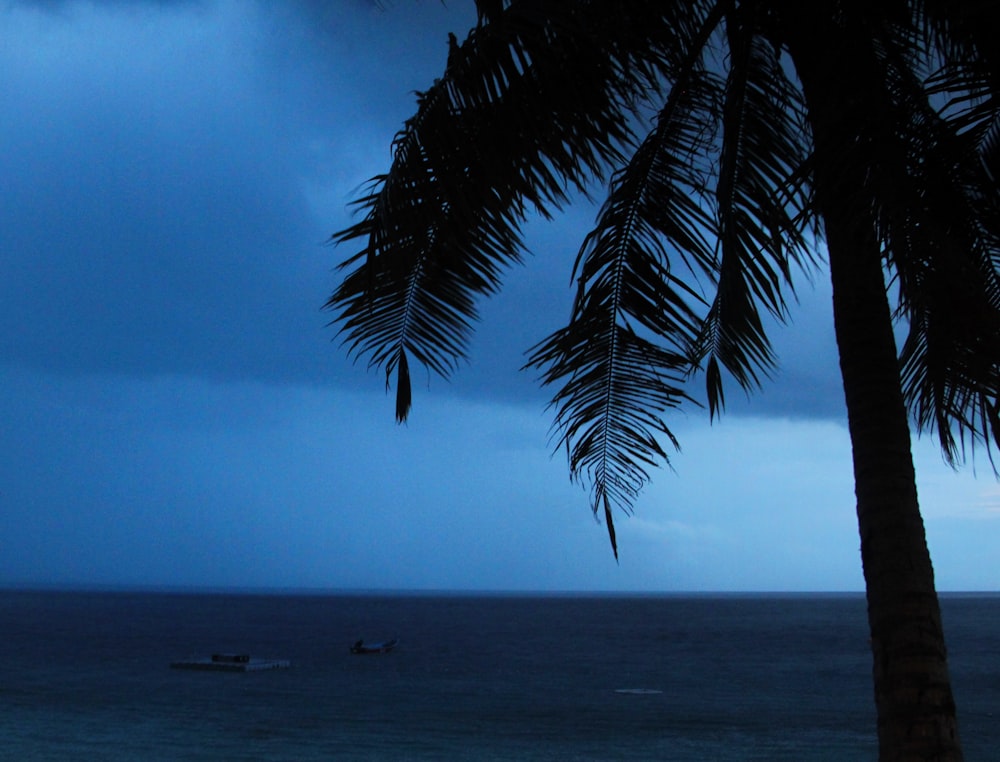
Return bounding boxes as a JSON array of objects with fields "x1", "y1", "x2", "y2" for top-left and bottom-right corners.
[
  {"x1": 529, "y1": 317, "x2": 692, "y2": 559},
  {"x1": 693, "y1": 6, "x2": 814, "y2": 418},
  {"x1": 523, "y1": 5, "x2": 730, "y2": 549},
  {"x1": 328, "y1": 1, "x2": 685, "y2": 420},
  {"x1": 895, "y1": 136, "x2": 1000, "y2": 463},
  {"x1": 862, "y1": 9, "x2": 1000, "y2": 464}
]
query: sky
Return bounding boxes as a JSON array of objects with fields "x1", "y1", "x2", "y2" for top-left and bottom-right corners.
[{"x1": 1, "y1": 0, "x2": 997, "y2": 593}]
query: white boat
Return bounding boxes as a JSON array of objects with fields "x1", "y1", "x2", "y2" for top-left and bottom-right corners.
[
  {"x1": 170, "y1": 653, "x2": 290, "y2": 672},
  {"x1": 350, "y1": 638, "x2": 398, "y2": 654}
]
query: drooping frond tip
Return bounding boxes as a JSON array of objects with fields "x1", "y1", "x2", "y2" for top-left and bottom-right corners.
[
  {"x1": 602, "y1": 491, "x2": 618, "y2": 561},
  {"x1": 391, "y1": 348, "x2": 412, "y2": 423}
]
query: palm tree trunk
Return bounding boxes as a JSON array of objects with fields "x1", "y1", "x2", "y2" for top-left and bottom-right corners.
[
  {"x1": 826, "y1": 204, "x2": 962, "y2": 762},
  {"x1": 778, "y1": 3, "x2": 963, "y2": 760}
]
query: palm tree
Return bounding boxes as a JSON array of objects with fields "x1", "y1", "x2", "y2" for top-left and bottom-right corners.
[{"x1": 327, "y1": 2, "x2": 1000, "y2": 759}]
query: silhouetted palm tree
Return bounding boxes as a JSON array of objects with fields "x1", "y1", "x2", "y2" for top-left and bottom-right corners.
[{"x1": 328, "y1": 2, "x2": 999, "y2": 759}]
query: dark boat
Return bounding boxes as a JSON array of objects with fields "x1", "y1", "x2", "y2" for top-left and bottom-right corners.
[{"x1": 350, "y1": 638, "x2": 398, "y2": 654}]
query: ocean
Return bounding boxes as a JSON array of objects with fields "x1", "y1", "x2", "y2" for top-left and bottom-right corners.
[{"x1": 0, "y1": 590, "x2": 995, "y2": 760}]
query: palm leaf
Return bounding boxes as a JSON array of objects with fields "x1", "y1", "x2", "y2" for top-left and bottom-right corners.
[
  {"x1": 524, "y1": 4, "x2": 731, "y2": 552},
  {"x1": 693, "y1": 5, "x2": 814, "y2": 418},
  {"x1": 328, "y1": 1, "x2": 686, "y2": 420},
  {"x1": 876, "y1": 16, "x2": 1000, "y2": 463}
]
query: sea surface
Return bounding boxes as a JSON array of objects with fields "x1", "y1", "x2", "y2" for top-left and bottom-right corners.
[{"x1": 0, "y1": 590, "x2": 996, "y2": 760}]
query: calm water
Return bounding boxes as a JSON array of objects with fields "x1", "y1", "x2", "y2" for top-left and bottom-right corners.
[{"x1": 0, "y1": 591, "x2": 996, "y2": 760}]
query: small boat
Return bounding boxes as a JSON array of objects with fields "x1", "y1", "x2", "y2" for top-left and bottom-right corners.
[
  {"x1": 350, "y1": 638, "x2": 398, "y2": 654},
  {"x1": 170, "y1": 653, "x2": 291, "y2": 672}
]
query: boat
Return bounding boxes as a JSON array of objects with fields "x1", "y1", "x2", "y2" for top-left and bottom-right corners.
[
  {"x1": 350, "y1": 638, "x2": 398, "y2": 654},
  {"x1": 170, "y1": 653, "x2": 291, "y2": 672}
]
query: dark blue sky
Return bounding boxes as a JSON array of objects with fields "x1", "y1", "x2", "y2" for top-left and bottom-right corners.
[{"x1": 1, "y1": 0, "x2": 996, "y2": 592}]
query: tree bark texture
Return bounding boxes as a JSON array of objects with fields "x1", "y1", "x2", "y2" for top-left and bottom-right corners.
[{"x1": 778, "y1": 3, "x2": 963, "y2": 760}]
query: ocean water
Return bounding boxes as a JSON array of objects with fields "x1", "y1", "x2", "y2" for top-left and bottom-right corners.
[{"x1": 0, "y1": 591, "x2": 996, "y2": 760}]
